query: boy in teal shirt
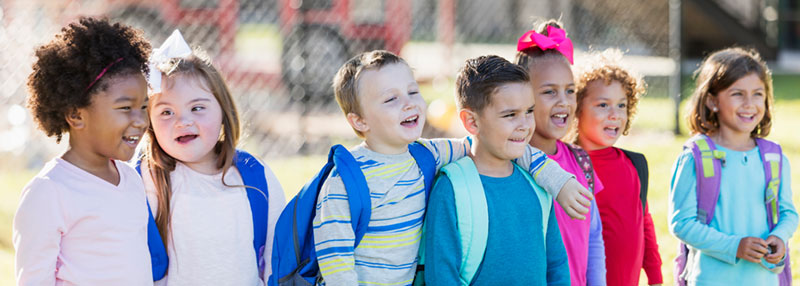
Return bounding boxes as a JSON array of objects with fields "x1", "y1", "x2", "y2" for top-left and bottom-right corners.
[
  {"x1": 313, "y1": 51, "x2": 582, "y2": 285},
  {"x1": 424, "y1": 55, "x2": 570, "y2": 285}
]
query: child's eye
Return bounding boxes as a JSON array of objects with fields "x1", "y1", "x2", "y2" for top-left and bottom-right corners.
[
  {"x1": 754, "y1": 92, "x2": 764, "y2": 97},
  {"x1": 191, "y1": 106, "x2": 205, "y2": 112},
  {"x1": 503, "y1": 112, "x2": 515, "y2": 118},
  {"x1": 526, "y1": 108, "x2": 534, "y2": 114},
  {"x1": 409, "y1": 91, "x2": 419, "y2": 96},
  {"x1": 384, "y1": 96, "x2": 397, "y2": 103},
  {"x1": 161, "y1": 110, "x2": 173, "y2": 116},
  {"x1": 141, "y1": 105, "x2": 148, "y2": 110},
  {"x1": 566, "y1": 88, "x2": 576, "y2": 95},
  {"x1": 542, "y1": 89, "x2": 555, "y2": 96},
  {"x1": 618, "y1": 103, "x2": 627, "y2": 108},
  {"x1": 598, "y1": 103, "x2": 608, "y2": 108},
  {"x1": 118, "y1": 106, "x2": 131, "y2": 111}
]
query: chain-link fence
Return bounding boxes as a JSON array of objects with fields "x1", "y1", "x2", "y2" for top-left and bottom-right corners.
[{"x1": 1, "y1": 0, "x2": 673, "y2": 168}]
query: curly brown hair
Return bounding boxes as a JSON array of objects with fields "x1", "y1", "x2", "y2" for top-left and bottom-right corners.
[
  {"x1": 27, "y1": 17, "x2": 151, "y2": 142},
  {"x1": 686, "y1": 47, "x2": 773, "y2": 137},
  {"x1": 574, "y1": 48, "x2": 646, "y2": 136}
]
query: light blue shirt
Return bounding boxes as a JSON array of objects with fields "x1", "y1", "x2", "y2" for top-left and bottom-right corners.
[{"x1": 668, "y1": 143, "x2": 798, "y2": 285}]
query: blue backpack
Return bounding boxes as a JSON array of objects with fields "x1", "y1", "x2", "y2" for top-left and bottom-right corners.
[
  {"x1": 136, "y1": 150, "x2": 271, "y2": 281},
  {"x1": 674, "y1": 134, "x2": 791, "y2": 286},
  {"x1": 269, "y1": 143, "x2": 435, "y2": 286},
  {"x1": 413, "y1": 157, "x2": 552, "y2": 285}
]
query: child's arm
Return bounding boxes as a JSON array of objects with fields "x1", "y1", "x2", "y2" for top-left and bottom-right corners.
[
  {"x1": 421, "y1": 138, "x2": 591, "y2": 219},
  {"x1": 668, "y1": 150, "x2": 742, "y2": 264},
  {"x1": 424, "y1": 175, "x2": 463, "y2": 285},
  {"x1": 642, "y1": 202, "x2": 663, "y2": 285},
  {"x1": 263, "y1": 164, "x2": 287, "y2": 280},
  {"x1": 764, "y1": 155, "x2": 799, "y2": 264},
  {"x1": 768, "y1": 156, "x2": 799, "y2": 251},
  {"x1": 586, "y1": 202, "x2": 607, "y2": 286},
  {"x1": 515, "y1": 145, "x2": 592, "y2": 219},
  {"x1": 312, "y1": 173, "x2": 359, "y2": 286},
  {"x1": 12, "y1": 180, "x2": 63, "y2": 285},
  {"x1": 544, "y1": 203, "x2": 570, "y2": 286}
]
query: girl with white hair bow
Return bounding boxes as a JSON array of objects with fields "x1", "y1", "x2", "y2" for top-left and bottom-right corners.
[{"x1": 138, "y1": 30, "x2": 286, "y2": 286}]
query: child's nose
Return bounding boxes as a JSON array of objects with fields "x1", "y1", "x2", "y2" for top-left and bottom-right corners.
[
  {"x1": 131, "y1": 109, "x2": 148, "y2": 129},
  {"x1": 176, "y1": 114, "x2": 194, "y2": 127}
]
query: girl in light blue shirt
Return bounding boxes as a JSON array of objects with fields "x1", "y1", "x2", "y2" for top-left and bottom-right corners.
[{"x1": 669, "y1": 47, "x2": 798, "y2": 286}]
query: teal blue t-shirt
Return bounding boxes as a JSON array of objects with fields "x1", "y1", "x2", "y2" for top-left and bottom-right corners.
[
  {"x1": 424, "y1": 167, "x2": 570, "y2": 285},
  {"x1": 669, "y1": 144, "x2": 798, "y2": 285}
]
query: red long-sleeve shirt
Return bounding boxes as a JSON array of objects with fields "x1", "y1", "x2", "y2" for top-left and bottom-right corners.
[{"x1": 588, "y1": 147, "x2": 662, "y2": 285}]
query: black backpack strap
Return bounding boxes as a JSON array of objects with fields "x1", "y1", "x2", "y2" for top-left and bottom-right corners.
[
  {"x1": 565, "y1": 143, "x2": 596, "y2": 193},
  {"x1": 622, "y1": 149, "x2": 649, "y2": 215}
]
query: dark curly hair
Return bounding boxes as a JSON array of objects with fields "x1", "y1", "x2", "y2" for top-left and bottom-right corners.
[{"x1": 27, "y1": 17, "x2": 152, "y2": 142}]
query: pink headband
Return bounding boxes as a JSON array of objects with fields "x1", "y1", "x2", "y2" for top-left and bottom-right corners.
[
  {"x1": 517, "y1": 26, "x2": 574, "y2": 64},
  {"x1": 85, "y1": 57, "x2": 124, "y2": 92}
]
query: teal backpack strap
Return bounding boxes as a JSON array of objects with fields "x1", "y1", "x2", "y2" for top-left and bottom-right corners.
[
  {"x1": 440, "y1": 157, "x2": 488, "y2": 286},
  {"x1": 514, "y1": 163, "x2": 552, "y2": 247}
]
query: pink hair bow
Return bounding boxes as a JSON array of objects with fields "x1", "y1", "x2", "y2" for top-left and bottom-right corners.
[{"x1": 517, "y1": 26, "x2": 574, "y2": 64}]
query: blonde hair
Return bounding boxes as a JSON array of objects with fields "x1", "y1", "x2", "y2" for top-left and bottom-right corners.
[
  {"x1": 144, "y1": 50, "x2": 241, "y2": 246},
  {"x1": 686, "y1": 47, "x2": 773, "y2": 137},
  {"x1": 332, "y1": 50, "x2": 407, "y2": 137},
  {"x1": 574, "y1": 48, "x2": 646, "y2": 136}
]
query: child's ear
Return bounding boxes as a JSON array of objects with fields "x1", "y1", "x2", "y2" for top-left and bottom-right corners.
[
  {"x1": 704, "y1": 94, "x2": 719, "y2": 112},
  {"x1": 65, "y1": 108, "x2": 85, "y2": 129},
  {"x1": 459, "y1": 109, "x2": 479, "y2": 135},
  {"x1": 346, "y1": 112, "x2": 369, "y2": 134}
]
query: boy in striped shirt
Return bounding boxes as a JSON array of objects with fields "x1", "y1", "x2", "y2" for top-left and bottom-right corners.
[{"x1": 312, "y1": 50, "x2": 591, "y2": 286}]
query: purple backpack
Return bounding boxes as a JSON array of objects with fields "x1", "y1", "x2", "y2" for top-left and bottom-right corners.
[{"x1": 675, "y1": 134, "x2": 791, "y2": 285}]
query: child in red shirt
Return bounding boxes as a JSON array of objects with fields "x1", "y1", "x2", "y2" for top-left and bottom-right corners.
[{"x1": 573, "y1": 49, "x2": 663, "y2": 286}]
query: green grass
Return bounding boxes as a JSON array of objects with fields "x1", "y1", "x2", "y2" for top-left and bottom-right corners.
[{"x1": 3, "y1": 98, "x2": 800, "y2": 285}]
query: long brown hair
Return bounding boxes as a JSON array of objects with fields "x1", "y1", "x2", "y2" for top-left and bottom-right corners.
[
  {"x1": 145, "y1": 50, "x2": 241, "y2": 245},
  {"x1": 686, "y1": 47, "x2": 773, "y2": 137}
]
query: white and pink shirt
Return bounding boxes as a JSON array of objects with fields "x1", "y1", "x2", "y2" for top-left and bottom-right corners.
[{"x1": 13, "y1": 158, "x2": 152, "y2": 285}]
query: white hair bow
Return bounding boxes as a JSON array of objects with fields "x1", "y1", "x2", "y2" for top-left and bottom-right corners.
[{"x1": 148, "y1": 29, "x2": 192, "y2": 94}]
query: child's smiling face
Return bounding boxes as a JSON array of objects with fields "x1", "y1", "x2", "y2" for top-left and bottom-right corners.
[
  {"x1": 707, "y1": 73, "x2": 766, "y2": 138},
  {"x1": 149, "y1": 74, "x2": 224, "y2": 174},
  {"x1": 530, "y1": 59, "x2": 576, "y2": 143},
  {"x1": 350, "y1": 62, "x2": 426, "y2": 154},
  {"x1": 577, "y1": 80, "x2": 628, "y2": 150},
  {"x1": 78, "y1": 73, "x2": 149, "y2": 162},
  {"x1": 471, "y1": 82, "x2": 536, "y2": 162}
]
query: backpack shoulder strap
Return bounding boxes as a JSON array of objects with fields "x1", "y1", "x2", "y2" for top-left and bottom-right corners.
[
  {"x1": 331, "y1": 145, "x2": 372, "y2": 246},
  {"x1": 235, "y1": 150, "x2": 270, "y2": 262},
  {"x1": 514, "y1": 163, "x2": 552, "y2": 246},
  {"x1": 684, "y1": 134, "x2": 724, "y2": 224},
  {"x1": 409, "y1": 142, "x2": 436, "y2": 199},
  {"x1": 621, "y1": 148, "x2": 649, "y2": 215},
  {"x1": 134, "y1": 159, "x2": 169, "y2": 281},
  {"x1": 565, "y1": 143, "x2": 596, "y2": 193},
  {"x1": 755, "y1": 138, "x2": 783, "y2": 229},
  {"x1": 440, "y1": 157, "x2": 488, "y2": 286}
]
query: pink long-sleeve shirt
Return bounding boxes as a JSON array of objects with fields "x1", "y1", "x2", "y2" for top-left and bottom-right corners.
[{"x1": 13, "y1": 158, "x2": 152, "y2": 285}]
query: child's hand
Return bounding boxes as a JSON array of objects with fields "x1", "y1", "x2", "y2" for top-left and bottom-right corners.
[
  {"x1": 555, "y1": 179, "x2": 593, "y2": 220},
  {"x1": 764, "y1": 235, "x2": 786, "y2": 264},
  {"x1": 736, "y1": 236, "x2": 769, "y2": 263}
]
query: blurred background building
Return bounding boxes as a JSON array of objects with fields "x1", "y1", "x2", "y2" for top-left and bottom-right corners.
[{"x1": 0, "y1": 0, "x2": 797, "y2": 166}]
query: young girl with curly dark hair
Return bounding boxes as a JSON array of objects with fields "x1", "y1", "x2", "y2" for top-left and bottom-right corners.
[
  {"x1": 573, "y1": 49, "x2": 663, "y2": 286},
  {"x1": 13, "y1": 17, "x2": 153, "y2": 285}
]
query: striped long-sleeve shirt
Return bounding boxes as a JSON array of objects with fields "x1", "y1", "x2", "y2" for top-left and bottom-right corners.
[{"x1": 312, "y1": 138, "x2": 572, "y2": 286}]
